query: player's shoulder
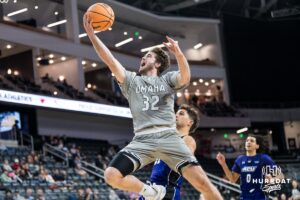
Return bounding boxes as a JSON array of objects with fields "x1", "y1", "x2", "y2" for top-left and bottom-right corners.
[
  {"x1": 125, "y1": 69, "x2": 137, "y2": 76},
  {"x1": 260, "y1": 153, "x2": 273, "y2": 161},
  {"x1": 183, "y1": 135, "x2": 195, "y2": 143},
  {"x1": 161, "y1": 70, "x2": 178, "y2": 78},
  {"x1": 235, "y1": 155, "x2": 246, "y2": 162}
]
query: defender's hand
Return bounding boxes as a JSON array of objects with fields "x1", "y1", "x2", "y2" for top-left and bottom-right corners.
[{"x1": 216, "y1": 152, "x2": 226, "y2": 166}]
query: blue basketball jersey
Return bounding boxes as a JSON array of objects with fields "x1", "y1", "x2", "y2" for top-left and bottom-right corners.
[
  {"x1": 139, "y1": 159, "x2": 184, "y2": 200},
  {"x1": 232, "y1": 154, "x2": 276, "y2": 200}
]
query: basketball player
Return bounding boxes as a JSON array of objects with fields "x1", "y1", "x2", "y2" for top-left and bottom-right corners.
[
  {"x1": 216, "y1": 135, "x2": 284, "y2": 200},
  {"x1": 140, "y1": 104, "x2": 200, "y2": 200},
  {"x1": 84, "y1": 14, "x2": 222, "y2": 200}
]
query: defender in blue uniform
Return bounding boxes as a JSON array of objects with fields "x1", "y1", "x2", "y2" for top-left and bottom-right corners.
[
  {"x1": 216, "y1": 135, "x2": 283, "y2": 200},
  {"x1": 140, "y1": 104, "x2": 200, "y2": 200}
]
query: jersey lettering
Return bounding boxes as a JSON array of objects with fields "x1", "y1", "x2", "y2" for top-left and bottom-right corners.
[{"x1": 142, "y1": 95, "x2": 159, "y2": 111}]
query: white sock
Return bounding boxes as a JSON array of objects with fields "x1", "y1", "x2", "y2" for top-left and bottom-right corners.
[{"x1": 139, "y1": 183, "x2": 157, "y2": 196}]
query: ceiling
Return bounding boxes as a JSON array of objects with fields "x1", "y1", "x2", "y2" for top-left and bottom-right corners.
[
  {"x1": 113, "y1": 0, "x2": 300, "y2": 20},
  {"x1": 0, "y1": 0, "x2": 220, "y2": 58}
]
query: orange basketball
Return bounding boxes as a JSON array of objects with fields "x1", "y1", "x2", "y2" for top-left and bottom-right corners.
[{"x1": 87, "y1": 3, "x2": 115, "y2": 32}]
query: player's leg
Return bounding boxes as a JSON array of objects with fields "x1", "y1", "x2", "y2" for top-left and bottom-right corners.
[
  {"x1": 158, "y1": 131, "x2": 223, "y2": 200},
  {"x1": 104, "y1": 151, "x2": 144, "y2": 193},
  {"x1": 104, "y1": 136, "x2": 166, "y2": 199},
  {"x1": 181, "y1": 165, "x2": 223, "y2": 200}
]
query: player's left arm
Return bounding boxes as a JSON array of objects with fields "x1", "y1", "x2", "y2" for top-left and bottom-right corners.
[
  {"x1": 183, "y1": 136, "x2": 196, "y2": 154},
  {"x1": 163, "y1": 36, "x2": 191, "y2": 87}
]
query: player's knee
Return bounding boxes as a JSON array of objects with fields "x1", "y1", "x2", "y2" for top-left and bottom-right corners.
[{"x1": 104, "y1": 167, "x2": 123, "y2": 187}]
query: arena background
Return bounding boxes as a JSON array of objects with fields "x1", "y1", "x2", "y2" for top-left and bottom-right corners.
[{"x1": 0, "y1": 0, "x2": 299, "y2": 199}]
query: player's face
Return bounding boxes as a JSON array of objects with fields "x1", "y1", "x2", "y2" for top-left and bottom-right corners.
[
  {"x1": 245, "y1": 136, "x2": 259, "y2": 152},
  {"x1": 139, "y1": 52, "x2": 160, "y2": 75},
  {"x1": 176, "y1": 109, "x2": 192, "y2": 128}
]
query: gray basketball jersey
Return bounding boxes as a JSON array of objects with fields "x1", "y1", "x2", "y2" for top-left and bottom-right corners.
[{"x1": 119, "y1": 70, "x2": 183, "y2": 135}]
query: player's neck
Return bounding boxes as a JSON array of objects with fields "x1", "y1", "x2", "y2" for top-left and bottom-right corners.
[
  {"x1": 177, "y1": 127, "x2": 190, "y2": 137},
  {"x1": 246, "y1": 150, "x2": 257, "y2": 156},
  {"x1": 145, "y1": 68, "x2": 158, "y2": 77}
]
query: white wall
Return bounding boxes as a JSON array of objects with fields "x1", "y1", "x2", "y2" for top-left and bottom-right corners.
[
  {"x1": 38, "y1": 59, "x2": 81, "y2": 90},
  {"x1": 284, "y1": 121, "x2": 300, "y2": 149}
]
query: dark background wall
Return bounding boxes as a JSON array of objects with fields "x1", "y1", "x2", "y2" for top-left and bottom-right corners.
[
  {"x1": 84, "y1": 68, "x2": 113, "y2": 91},
  {"x1": 222, "y1": 15, "x2": 300, "y2": 105},
  {"x1": 0, "y1": 50, "x2": 34, "y2": 80}
]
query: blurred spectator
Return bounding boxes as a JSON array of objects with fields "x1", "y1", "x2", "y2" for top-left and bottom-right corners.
[
  {"x1": 109, "y1": 188, "x2": 119, "y2": 200},
  {"x1": 38, "y1": 170, "x2": 55, "y2": 184},
  {"x1": 27, "y1": 155, "x2": 39, "y2": 176},
  {"x1": 52, "y1": 169, "x2": 66, "y2": 182},
  {"x1": 77, "y1": 188, "x2": 85, "y2": 200},
  {"x1": 280, "y1": 193, "x2": 287, "y2": 200},
  {"x1": 36, "y1": 188, "x2": 45, "y2": 200},
  {"x1": 93, "y1": 189, "x2": 100, "y2": 199},
  {"x1": 292, "y1": 180, "x2": 300, "y2": 200},
  {"x1": 4, "y1": 190, "x2": 13, "y2": 200},
  {"x1": 11, "y1": 120, "x2": 20, "y2": 140},
  {"x1": 11, "y1": 158, "x2": 21, "y2": 172},
  {"x1": 3, "y1": 160, "x2": 13, "y2": 172},
  {"x1": 0, "y1": 169, "x2": 13, "y2": 183},
  {"x1": 85, "y1": 187, "x2": 93, "y2": 200},
  {"x1": 74, "y1": 164, "x2": 88, "y2": 178},
  {"x1": 25, "y1": 188, "x2": 34, "y2": 200},
  {"x1": 95, "y1": 154, "x2": 104, "y2": 169},
  {"x1": 14, "y1": 191, "x2": 25, "y2": 200}
]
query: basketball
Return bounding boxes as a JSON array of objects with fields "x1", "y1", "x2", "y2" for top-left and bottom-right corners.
[{"x1": 86, "y1": 3, "x2": 115, "y2": 32}]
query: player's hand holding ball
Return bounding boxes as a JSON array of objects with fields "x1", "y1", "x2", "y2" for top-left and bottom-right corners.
[{"x1": 83, "y1": 3, "x2": 115, "y2": 36}]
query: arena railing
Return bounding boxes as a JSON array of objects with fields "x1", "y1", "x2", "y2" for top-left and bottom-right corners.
[
  {"x1": 79, "y1": 160, "x2": 105, "y2": 179},
  {"x1": 206, "y1": 172, "x2": 241, "y2": 194},
  {"x1": 43, "y1": 143, "x2": 69, "y2": 167},
  {"x1": 19, "y1": 132, "x2": 34, "y2": 151}
]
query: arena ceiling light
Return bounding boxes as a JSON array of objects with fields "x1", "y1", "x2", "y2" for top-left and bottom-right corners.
[
  {"x1": 115, "y1": 37, "x2": 133, "y2": 47},
  {"x1": 141, "y1": 42, "x2": 176, "y2": 52},
  {"x1": 193, "y1": 43, "x2": 203, "y2": 49},
  {"x1": 47, "y1": 19, "x2": 67, "y2": 28},
  {"x1": 79, "y1": 33, "x2": 87, "y2": 38},
  {"x1": 79, "y1": 31, "x2": 100, "y2": 38},
  {"x1": 236, "y1": 127, "x2": 248, "y2": 134},
  {"x1": 7, "y1": 8, "x2": 28, "y2": 17}
]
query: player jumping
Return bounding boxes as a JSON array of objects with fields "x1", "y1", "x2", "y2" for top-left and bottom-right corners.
[{"x1": 84, "y1": 13, "x2": 222, "y2": 200}]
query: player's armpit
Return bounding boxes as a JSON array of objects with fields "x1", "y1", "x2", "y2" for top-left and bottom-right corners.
[
  {"x1": 176, "y1": 71, "x2": 190, "y2": 88},
  {"x1": 183, "y1": 136, "x2": 196, "y2": 154}
]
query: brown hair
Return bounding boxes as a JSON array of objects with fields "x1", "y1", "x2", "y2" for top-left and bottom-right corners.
[
  {"x1": 150, "y1": 48, "x2": 170, "y2": 75},
  {"x1": 247, "y1": 134, "x2": 265, "y2": 153},
  {"x1": 179, "y1": 104, "x2": 200, "y2": 133}
]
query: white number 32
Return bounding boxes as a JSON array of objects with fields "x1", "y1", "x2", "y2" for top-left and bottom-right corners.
[{"x1": 142, "y1": 95, "x2": 159, "y2": 111}]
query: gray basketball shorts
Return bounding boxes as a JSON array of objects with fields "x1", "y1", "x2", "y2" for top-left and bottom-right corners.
[{"x1": 120, "y1": 130, "x2": 199, "y2": 175}]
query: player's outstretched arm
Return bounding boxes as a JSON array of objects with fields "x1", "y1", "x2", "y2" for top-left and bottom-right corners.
[
  {"x1": 163, "y1": 36, "x2": 191, "y2": 87},
  {"x1": 83, "y1": 13, "x2": 125, "y2": 83},
  {"x1": 216, "y1": 152, "x2": 240, "y2": 183}
]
